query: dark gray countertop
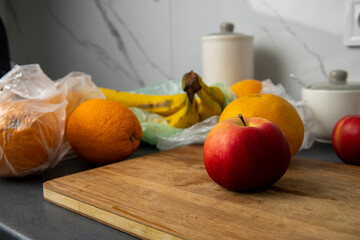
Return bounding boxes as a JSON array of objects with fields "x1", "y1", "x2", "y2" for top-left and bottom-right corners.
[{"x1": 0, "y1": 142, "x2": 343, "y2": 240}]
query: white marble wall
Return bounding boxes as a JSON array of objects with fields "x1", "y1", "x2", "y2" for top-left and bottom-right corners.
[{"x1": 0, "y1": 0, "x2": 359, "y2": 100}]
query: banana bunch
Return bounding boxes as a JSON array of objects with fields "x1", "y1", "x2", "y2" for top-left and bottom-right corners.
[
  {"x1": 183, "y1": 71, "x2": 224, "y2": 122},
  {"x1": 99, "y1": 71, "x2": 225, "y2": 129}
]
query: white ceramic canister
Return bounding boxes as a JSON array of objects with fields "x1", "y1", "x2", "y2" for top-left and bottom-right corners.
[
  {"x1": 301, "y1": 70, "x2": 360, "y2": 143},
  {"x1": 201, "y1": 22, "x2": 254, "y2": 87}
]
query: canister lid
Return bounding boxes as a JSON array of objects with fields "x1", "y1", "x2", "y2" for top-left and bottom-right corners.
[
  {"x1": 309, "y1": 70, "x2": 360, "y2": 90},
  {"x1": 204, "y1": 22, "x2": 253, "y2": 38}
]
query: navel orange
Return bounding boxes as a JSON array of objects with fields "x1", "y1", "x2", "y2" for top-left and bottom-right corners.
[
  {"x1": 219, "y1": 94, "x2": 304, "y2": 158},
  {"x1": 230, "y1": 79, "x2": 262, "y2": 98},
  {"x1": 67, "y1": 99, "x2": 142, "y2": 165}
]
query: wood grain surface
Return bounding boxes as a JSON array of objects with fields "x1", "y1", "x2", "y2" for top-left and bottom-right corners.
[{"x1": 43, "y1": 145, "x2": 360, "y2": 240}]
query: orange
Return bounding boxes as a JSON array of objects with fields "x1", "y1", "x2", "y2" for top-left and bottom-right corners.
[
  {"x1": 230, "y1": 79, "x2": 262, "y2": 98},
  {"x1": 0, "y1": 101, "x2": 61, "y2": 177},
  {"x1": 67, "y1": 99, "x2": 142, "y2": 165},
  {"x1": 219, "y1": 94, "x2": 304, "y2": 158}
]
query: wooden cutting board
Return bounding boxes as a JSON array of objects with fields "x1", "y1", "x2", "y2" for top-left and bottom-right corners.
[{"x1": 43, "y1": 145, "x2": 360, "y2": 240}]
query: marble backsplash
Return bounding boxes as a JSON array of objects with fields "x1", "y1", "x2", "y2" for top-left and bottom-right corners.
[{"x1": 0, "y1": 0, "x2": 359, "y2": 100}]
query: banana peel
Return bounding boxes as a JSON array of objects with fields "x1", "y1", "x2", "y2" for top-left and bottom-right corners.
[
  {"x1": 198, "y1": 76, "x2": 226, "y2": 108},
  {"x1": 165, "y1": 95, "x2": 200, "y2": 128},
  {"x1": 195, "y1": 88, "x2": 222, "y2": 121},
  {"x1": 99, "y1": 87, "x2": 187, "y2": 117}
]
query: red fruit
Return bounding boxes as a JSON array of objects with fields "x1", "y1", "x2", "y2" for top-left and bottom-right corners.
[
  {"x1": 203, "y1": 114, "x2": 291, "y2": 192},
  {"x1": 332, "y1": 115, "x2": 360, "y2": 165}
]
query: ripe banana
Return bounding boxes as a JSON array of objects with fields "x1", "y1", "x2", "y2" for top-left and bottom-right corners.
[
  {"x1": 165, "y1": 94, "x2": 200, "y2": 128},
  {"x1": 197, "y1": 76, "x2": 226, "y2": 108},
  {"x1": 195, "y1": 88, "x2": 222, "y2": 121},
  {"x1": 99, "y1": 87, "x2": 187, "y2": 117},
  {"x1": 182, "y1": 70, "x2": 223, "y2": 121}
]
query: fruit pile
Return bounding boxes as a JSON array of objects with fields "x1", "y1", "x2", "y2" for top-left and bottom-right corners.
[
  {"x1": 1, "y1": 65, "x2": 359, "y2": 185},
  {"x1": 96, "y1": 72, "x2": 307, "y2": 191},
  {"x1": 66, "y1": 73, "x2": 360, "y2": 193},
  {"x1": 100, "y1": 71, "x2": 226, "y2": 129}
]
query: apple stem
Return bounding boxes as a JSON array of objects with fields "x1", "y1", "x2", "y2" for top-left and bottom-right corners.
[{"x1": 238, "y1": 114, "x2": 246, "y2": 126}]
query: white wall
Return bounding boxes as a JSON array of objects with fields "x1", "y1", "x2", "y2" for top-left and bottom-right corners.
[{"x1": 1, "y1": 0, "x2": 359, "y2": 100}]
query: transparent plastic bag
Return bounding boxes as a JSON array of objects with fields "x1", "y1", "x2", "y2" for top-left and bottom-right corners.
[
  {"x1": 130, "y1": 107, "x2": 182, "y2": 145},
  {"x1": 0, "y1": 64, "x2": 104, "y2": 177},
  {"x1": 157, "y1": 115, "x2": 220, "y2": 151},
  {"x1": 129, "y1": 80, "x2": 234, "y2": 149}
]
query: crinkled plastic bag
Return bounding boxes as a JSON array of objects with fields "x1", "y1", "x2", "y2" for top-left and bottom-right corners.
[
  {"x1": 130, "y1": 107, "x2": 182, "y2": 145},
  {"x1": 157, "y1": 115, "x2": 220, "y2": 151},
  {"x1": 129, "y1": 80, "x2": 235, "y2": 149},
  {"x1": 0, "y1": 64, "x2": 104, "y2": 177}
]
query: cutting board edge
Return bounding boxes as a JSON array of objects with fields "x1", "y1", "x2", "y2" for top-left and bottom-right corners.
[{"x1": 43, "y1": 187, "x2": 183, "y2": 240}]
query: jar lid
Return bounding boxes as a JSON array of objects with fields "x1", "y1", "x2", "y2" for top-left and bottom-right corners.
[
  {"x1": 309, "y1": 70, "x2": 360, "y2": 90},
  {"x1": 205, "y1": 22, "x2": 253, "y2": 38}
]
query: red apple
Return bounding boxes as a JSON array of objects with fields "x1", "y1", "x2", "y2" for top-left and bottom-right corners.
[
  {"x1": 332, "y1": 115, "x2": 360, "y2": 165},
  {"x1": 203, "y1": 114, "x2": 291, "y2": 192}
]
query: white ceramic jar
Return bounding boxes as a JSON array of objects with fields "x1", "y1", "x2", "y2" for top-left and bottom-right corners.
[
  {"x1": 201, "y1": 22, "x2": 254, "y2": 87},
  {"x1": 301, "y1": 70, "x2": 360, "y2": 143}
]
